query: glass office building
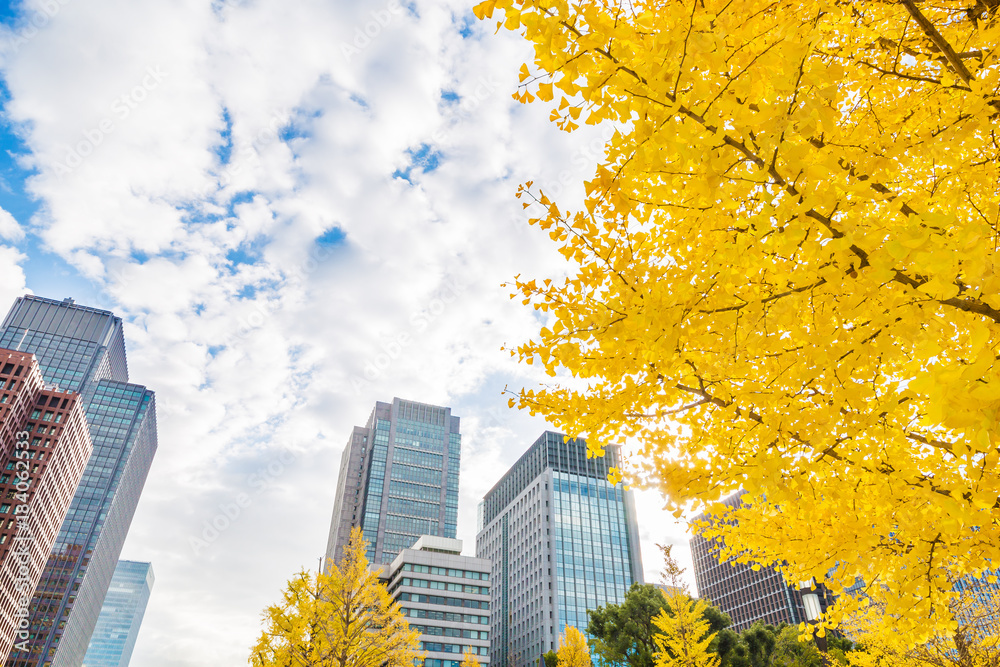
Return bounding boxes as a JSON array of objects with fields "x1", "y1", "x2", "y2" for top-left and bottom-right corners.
[
  {"x1": 0, "y1": 297, "x2": 128, "y2": 399},
  {"x1": 81, "y1": 561, "x2": 154, "y2": 667},
  {"x1": 325, "y1": 398, "x2": 460, "y2": 567},
  {"x1": 475, "y1": 432, "x2": 643, "y2": 667},
  {"x1": 0, "y1": 296, "x2": 158, "y2": 667},
  {"x1": 551, "y1": 471, "x2": 637, "y2": 631}
]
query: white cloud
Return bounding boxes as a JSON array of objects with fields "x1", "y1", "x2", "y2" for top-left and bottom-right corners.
[
  {"x1": 0, "y1": 208, "x2": 24, "y2": 241},
  {"x1": 0, "y1": 246, "x2": 28, "y2": 309},
  {"x1": 0, "y1": 0, "x2": 695, "y2": 663}
]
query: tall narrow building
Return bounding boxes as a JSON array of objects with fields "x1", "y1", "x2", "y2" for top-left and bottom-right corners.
[
  {"x1": 325, "y1": 398, "x2": 460, "y2": 567},
  {"x1": 475, "y1": 432, "x2": 644, "y2": 667},
  {"x1": 0, "y1": 296, "x2": 158, "y2": 667},
  {"x1": 81, "y1": 561, "x2": 154, "y2": 667},
  {"x1": 689, "y1": 490, "x2": 833, "y2": 632},
  {"x1": 0, "y1": 351, "x2": 93, "y2": 660}
]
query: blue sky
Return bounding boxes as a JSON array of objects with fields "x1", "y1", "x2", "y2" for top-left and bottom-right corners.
[
  {"x1": 0, "y1": 76, "x2": 98, "y2": 302},
  {"x1": 0, "y1": 0, "x2": 687, "y2": 663},
  {"x1": 0, "y1": 1, "x2": 140, "y2": 308}
]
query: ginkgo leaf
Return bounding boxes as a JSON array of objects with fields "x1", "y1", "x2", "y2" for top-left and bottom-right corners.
[{"x1": 476, "y1": 0, "x2": 1000, "y2": 644}]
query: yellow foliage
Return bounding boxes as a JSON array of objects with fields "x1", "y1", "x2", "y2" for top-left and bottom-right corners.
[
  {"x1": 477, "y1": 0, "x2": 1000, "y2": 644},
  {"x1": 655, "y1": 544, "x2": 720, "y2": 667},
  {"x1": 653, "y1": 592, "x2": 720, "y2": 667},
  {"x1": 558, "y1": 625, "x2": 592, "y2": 667},
  {"x1": 461, "y1": 648, "x2": 481, "y2": 667},
  {"x1": 249, "y1": 527, "x2": 421, "y2": 667},
  {"x1": 844, "y1": 579, "x2": 1000, "y2": 667}
]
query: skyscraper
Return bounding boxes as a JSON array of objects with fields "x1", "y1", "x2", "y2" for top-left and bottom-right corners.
[
  {"x1": 0, "y1": 351, "x2": 93, "y2": 660},
  {"x1": 689, "y1": 490, "x2": 833, "y2": 632},
  {"x1": 0, "y1": 296, "x2": 158, "y2": 667},
  {"x1": 475, "y1": 432, "x2": 644, "y2": 667},
  {"x1": 81, "y1": 561, "x2": 154, "y2": 667},
  {"x1": 325, "y1": 398, "x2": 461, "y2": 567}
]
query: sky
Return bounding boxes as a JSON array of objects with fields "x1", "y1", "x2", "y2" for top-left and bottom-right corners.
[{"x1": 0, "y1": 0, "x2": 695, "y2": 663}]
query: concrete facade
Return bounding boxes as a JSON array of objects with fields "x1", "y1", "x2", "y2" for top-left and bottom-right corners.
[{"x1": 385, "y1": 537, "x2": 490, "y2": 667}]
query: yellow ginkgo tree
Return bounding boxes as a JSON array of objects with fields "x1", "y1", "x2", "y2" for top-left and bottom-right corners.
[
  {"x1": 558, "y1": 625, "x2": 593, "y2": 667},
  {"x1": 249, "y1": 527, "x2": 421, "y2": 667},
  {"x1": 462, "y1": 647, "x2": 481, "y2": 667},
  {"x1": 475, "y1": 0, "x2": 1000, "y2": 643},
  {"x1": 653, "y1": 546, "x2": 720, "y2": 667}
]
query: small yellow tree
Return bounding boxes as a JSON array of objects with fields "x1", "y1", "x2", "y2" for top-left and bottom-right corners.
[
  {"x1": 249, "y1": 527, "x2": 421, "y2": 667},
  {"x1": 557, "y1": 625, "x2": 592, "y2": 667},
  {"x1": 652, "y1": 546, "x2": 720, "y2": 667},
  {"x1": 462, "y1": 647, "x2": 481, "y2": 667}
]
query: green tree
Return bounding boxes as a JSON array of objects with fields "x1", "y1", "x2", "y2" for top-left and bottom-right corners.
[
  {"x1": 588, "y1": 584, "x2": 735, "y2": 667},
  {"x1": 715, "y1": 629, "x2": 748, "y2": 667},
  {"x1": 558, "y1": 625, "x2": 593, "y2": 667},
  {"x1": 729, "y1": 622, "x2": 852, "y2": 667},
  {"x1": 589, "y1": 546, "x2": 740, "y2": 667},
  {"x1": 249, "y1": 527, "x2": 421, "y2": 667},
  {"x1": 588, "y1": 583, "x2": 674, "y2": 667},
  {"x1": 741, "y1": 624, "x2": 780, "y2": 667},
  {"x1": 544, "y1": 650, "x2": 559, "y2": 667},
  {"x1": 772, "y1": 626, "x2": 822, "y2": 667}
]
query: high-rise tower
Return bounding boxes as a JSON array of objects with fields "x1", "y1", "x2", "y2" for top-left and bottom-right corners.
[
  {"x1": 325, "y1": 398, "x2": 461, "y2": 567},
  {"x1": 81, "y1": 561, "x2": 154, "y2": 667},
  {"x1": 0, "y1": 351, "x2": 93, "y2": 660},
  {"x1": 0, "y1": 296, "x2": 158, "y2": 667},
  {"x1": 689, "y1": 490, "x2": 833, "y2": 632},
  {"x1": 475, "y1": 432, "x2": 644, "y2": 667}
]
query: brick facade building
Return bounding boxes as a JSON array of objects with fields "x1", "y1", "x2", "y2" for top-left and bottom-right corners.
[{"x1": 0, "y1": 351, "x2": 92, "y2": 660}]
